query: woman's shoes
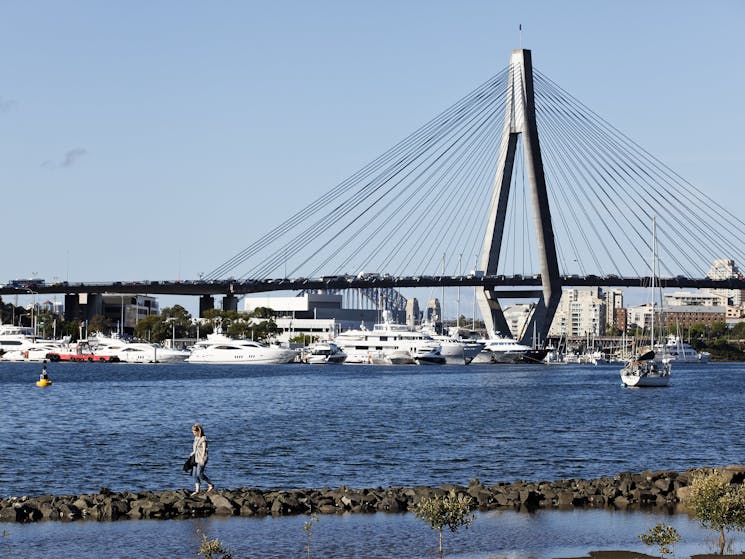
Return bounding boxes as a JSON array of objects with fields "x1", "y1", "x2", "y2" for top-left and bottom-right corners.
[
  {"x1": 207, "y1": 484, "x2": 215, "y2": 493},
  {"x1": 190, "y1": 491, "x2": 199, "y2": 496}
]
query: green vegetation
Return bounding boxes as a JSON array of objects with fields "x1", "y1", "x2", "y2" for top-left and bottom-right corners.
[
  {"x1": 197, "y1": 534, "x2": 234, "y2": 559},
  {"x1": 414, "y1": 489, "x2": 474, "y2": 557},
  {"x1": 639, "y1": 523, "x2": 680, "y2": 557},
  {"x1": 303, "y1": 512, "x2": 319, "y2": 559},
  {"x1": 684, "y1": 470, "x2": 745, "y2": 554}
]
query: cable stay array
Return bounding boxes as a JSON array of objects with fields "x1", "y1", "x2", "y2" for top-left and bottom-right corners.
[
  {"x1": 205, "y1": 63, "x2": 745, "y2": 284},
  {"x1": 534, "y1": 70, "x2": 745, "y2": 279}
]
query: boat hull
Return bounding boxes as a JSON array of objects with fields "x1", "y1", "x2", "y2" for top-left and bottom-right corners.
[{"x1": 620, "y1": 360, "x2": 671, "y2": 387}]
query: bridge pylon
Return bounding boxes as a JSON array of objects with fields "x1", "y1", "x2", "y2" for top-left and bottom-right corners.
[{"x1": 476, "y1": 49, "x2": 561, "y2": 345}]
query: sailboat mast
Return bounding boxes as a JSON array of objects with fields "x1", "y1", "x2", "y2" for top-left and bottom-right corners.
[{"x1": 651, "y1": 216, "x2": 656, "y2": 349}]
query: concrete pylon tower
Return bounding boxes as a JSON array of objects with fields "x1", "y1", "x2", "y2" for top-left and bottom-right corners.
[{"x1": 476, "y1": 49, "x2": 561, "y2": 345}]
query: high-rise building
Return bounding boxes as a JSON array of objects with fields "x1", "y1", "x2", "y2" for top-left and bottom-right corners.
[
  {"x1": 706, "y1": 258, "x2": 744, "y2": 306},
  {"x1": 549, "y1": 287, "x2": 606, "y2": 338}
]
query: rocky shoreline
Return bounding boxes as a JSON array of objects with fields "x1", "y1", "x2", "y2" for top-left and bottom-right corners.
[{"x1": 2, "y1": 466, "x2": 743, "y2": 524}]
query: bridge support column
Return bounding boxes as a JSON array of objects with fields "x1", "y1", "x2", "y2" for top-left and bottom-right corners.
[
  {"x1": 199, "y1": 295, "x2": 215, "y2": 317},
  {"x1": 476, "y1": 49, "x2": 561, "y2": 345},
  {"x1": 222, "y1": 295, "x2": 238, "y2": 313}
]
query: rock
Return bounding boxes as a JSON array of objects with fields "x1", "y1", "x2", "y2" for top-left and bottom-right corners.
[
  {"x1": 208, "y1": 493, "x2": 238, "y2": 516},
  {"x1": 0, "y1": 507, "x2": 18, "y2": 522}
]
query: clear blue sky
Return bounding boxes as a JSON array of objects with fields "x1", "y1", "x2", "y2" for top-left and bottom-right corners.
[{"x1": 2, "y1": 0, "x2": 743, "y2": 315}]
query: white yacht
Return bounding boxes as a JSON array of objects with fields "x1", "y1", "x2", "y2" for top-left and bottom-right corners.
[
  {"x1": 187, "y1": 332, "x2": 297, "y2": 364},
  {"x1": 0, "y1": 325, "x2": 68, "y2": 361},
  {"x1": 333, "y1": 312, "x2": 441, "y2": 365},
  {"x1": 621, "y1": 349, "x2": 671, "y2": 387},
  {"x1": 302, "y1": 342, "x2": 347, "y2": 364},
  {"x1": 89, "y1": 333, "x2": 190, "y2": 363},
  {"x1": 657, "y1": 335, "x2": 710, "y2": 363},
  {"x1": 419, "y1": 323, "x2": 485, "y2": 364},
  {"x1": 0, "y1": 325, "x2": 40, "y2": 354},
  {"x1": 472, "y1": 334, "x2": 533, "y2": 364}
]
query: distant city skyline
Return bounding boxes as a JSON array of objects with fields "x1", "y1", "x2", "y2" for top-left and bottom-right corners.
[{"x1": 2, "y1": 0, "x2": 743, "y2": 317}]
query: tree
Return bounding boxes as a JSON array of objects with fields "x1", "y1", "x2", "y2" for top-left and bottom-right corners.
[
  {"x1": 134, "y1": 314, "x2": 165, "y2": 342},
  {"x1": 639, "y1": 523, "x2": 680, "y2": 558},
  {"x1": 414, "y1": 489, "x2": 474, "y2": 557},
  {"x1": 87, "y1": 314, "x2": 110, "y2": 335},
  {"x1": 710, "y1": 321, "x2": 728, "y2": 339},
  {"x1": 252, "y1": 306, "x2": 275, "y2": 319},
  {"x1": 731, "y1": 320, "x2": 745, "y2": 340},
  {"x1": 685, "y1": 470, "x2": 745, "y2": 554}
]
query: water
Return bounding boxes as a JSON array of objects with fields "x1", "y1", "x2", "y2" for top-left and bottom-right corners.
[{"x1": 1, "y1": 360, "x2": 743, "y2": 557}]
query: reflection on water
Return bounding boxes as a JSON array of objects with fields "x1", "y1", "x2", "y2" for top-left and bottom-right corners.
[{"x1": 0, "y1": 509, "x2": 722, "y2": 559}]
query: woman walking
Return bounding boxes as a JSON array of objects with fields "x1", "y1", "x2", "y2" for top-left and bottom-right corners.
[{"x1": 189, "y1": 423, "x2": 215, "y2": 495}]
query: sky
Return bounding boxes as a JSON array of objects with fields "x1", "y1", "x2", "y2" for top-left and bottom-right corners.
[{"x1": 1, "y1": 0, "x2": 744, "y2": 317}]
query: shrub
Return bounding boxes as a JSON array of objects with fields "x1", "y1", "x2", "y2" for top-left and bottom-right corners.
[
  {"x1": 640, "y1": 523, "x2": 680, "y2": 557},
  {"x1": 414, "y1": 489, "x2": 474, "y2": 557},
  {"x1": 685, "y1": 470, "x2": 745, "y2": 554}
]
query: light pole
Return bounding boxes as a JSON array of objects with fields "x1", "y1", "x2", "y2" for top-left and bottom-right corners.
[
  {"x1": 120, "y1": 295, "x2": 125, "y2": 337},
  {"x1": 192, "y1": 318, "x2": 200, "y2": 344},
  {"x1": 24, "y1": 289, "x2": 38, "y2": 336}
]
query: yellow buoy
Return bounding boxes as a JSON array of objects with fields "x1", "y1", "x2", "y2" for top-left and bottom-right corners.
[{"x1": 36, "y1": 379, "x2": 53, "y2": 387}]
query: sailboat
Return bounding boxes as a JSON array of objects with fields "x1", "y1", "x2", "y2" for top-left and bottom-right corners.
[{"x1": 620, "y1": 217, "x2": 671, "y2": 387}]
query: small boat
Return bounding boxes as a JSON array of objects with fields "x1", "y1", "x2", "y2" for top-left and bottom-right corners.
[
  {"x1": 35, "y1": 378, "x2": 53, "y2": 387},
  {"x1": 387, "y1": 350, "x2": 417, "y2": 365},
  {"x1": 620, "y1": 357, "x2": 670, "y2": 387},
  {"x1": 415, "y1": 348, "x2": 447, "y2": 365},
  {"x1": 303, "y1": 342, "x2": 347, "y2": 364}
]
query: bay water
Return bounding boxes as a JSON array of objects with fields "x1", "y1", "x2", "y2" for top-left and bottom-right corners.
[{"x1": 1, "y1": 361, "x2": 743, "y2": 557}]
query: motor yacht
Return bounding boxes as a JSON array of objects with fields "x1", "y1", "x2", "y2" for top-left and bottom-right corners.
[
  {"x1": 471, "y1": 333, "x2": 534, "y2": 364},
  {"x1": 0, "y1": 325, "x2": 68, "y2": 361},
  {"x1": 657, "y1": 335, "x2": 710, "y2": 363},
  {"x1": 89, "y1": 333, "x2": 190, "y2": 363},
  {"x1": 333, "y1": 312, "x2": 440, "y2": 364},
  {"x1": 186, "y1": 332, "x2": 297, "y2": 364},
  {"x1": 302, "y1": 341, "x2": 347, "y2": 364},
  {"x1": 418, "y1": 323, "x2": 485, "y2": 364}
]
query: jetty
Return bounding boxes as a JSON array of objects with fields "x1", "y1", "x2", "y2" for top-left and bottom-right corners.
[{"x1": 2, "y1": 466, "x2": 743, "y2": 524}]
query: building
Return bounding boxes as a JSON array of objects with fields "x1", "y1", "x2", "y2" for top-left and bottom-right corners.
[
  {"x1": 503, "y1": 303, "x2": 534, "y2": 340},
  {"x1": 548, "y1": 287, "x2": 607, "y2": 338},
  {"x1": 604, "y1": 289, "x2": 624, "y2": 329},
  {"x1": 627, "y1": 303, "x2": 726, "y2": 331},
  {"x1": 664, "y1": 290, "x2": 723, "y2": 307},
  {"x1": 63, "y1": 293, "x2": 159, "y2": 335},
  {"x1": 243, "y1": 291, "x2": 398, "y2": 342},
  {"x1": 706, "y1": 258, "x2": 744, "y2": 306},
  {"x1": 244, "y1": 292, "x2": 381, "y2": 325}
]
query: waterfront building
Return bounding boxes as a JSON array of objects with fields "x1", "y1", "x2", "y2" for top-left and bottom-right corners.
[
  {"x1": 548, "y1": 287, "x2": 607, "y2": 338},
  {"x1": 503, "y1": 303, "x2": 534, "y2": 339},
  {"x1": 706, "y1": 258, "x2": 744, "y2": 306},
  {"x1": 63, "y1": 293, "x2": 158, "y2": 335},
  {"x1": 627, "y1": 303, "x2": 726, "y2": 331},
  {"x1": 604, "y1": 289, "x2": 624, "y2": 329},
  {"x1": 664, "y1": 290, "x2": 723, "y2": 307},
  {"x1": 244, "y1": 291, "x2": 411, "y2": 343}
]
